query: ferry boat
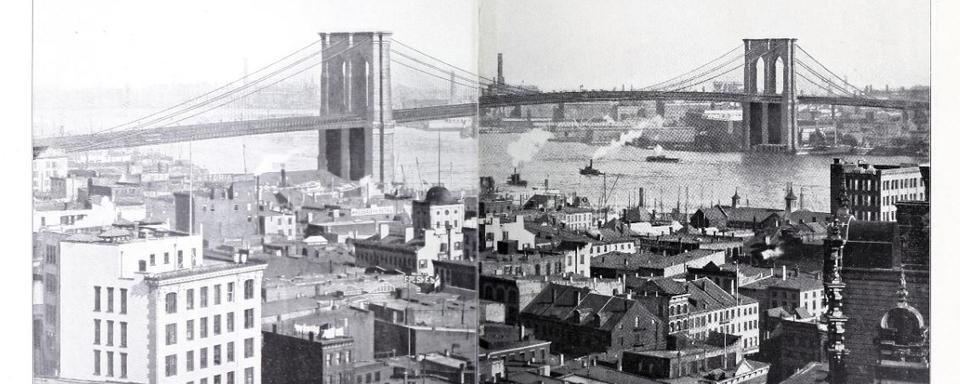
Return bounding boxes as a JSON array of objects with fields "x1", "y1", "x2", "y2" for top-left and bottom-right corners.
[
  {"x1": 645, "y1": 155, "x2": 681, "y2": 163},
  {"x1": 645, "y1": 145, "x2": 680, "y2": 163}
]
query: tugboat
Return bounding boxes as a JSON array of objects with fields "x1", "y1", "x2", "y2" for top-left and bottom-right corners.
[
  {"x1": 645, "y1": 145, "x2": 681, "y2": 163},
  {"x1": 580, "y1": 159, "x2": 604, "y2": 176},
  {"x1": 506, "y1": 168, "x2": 528, "y2": 187}
]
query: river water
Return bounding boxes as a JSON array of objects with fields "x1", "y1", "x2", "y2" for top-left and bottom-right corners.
[
  {"x1": 36, "y1": 107, "x2": 479, "y2": 192},
  {"x1": 36, "y1": 106, "x2": 921, "y2": 206},
  {"x1": 478, "y1": 132, "x2": 921, "y2": 213}
]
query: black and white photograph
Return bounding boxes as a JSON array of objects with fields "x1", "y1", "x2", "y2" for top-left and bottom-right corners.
[{"x1": 13, "y1": 0, "x2": 953, "y2": 383}]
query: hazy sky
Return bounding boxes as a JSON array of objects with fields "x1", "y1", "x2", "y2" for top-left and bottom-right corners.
[
  {"x1": 34, "y1": 0, "x2": 479, "y2": 91},
  {"x1": 480, "y1": 0, "x2": 930, "y2": 91},
  {"x1": 35, "y1": 0, "x2": 928, "y2": 93}
]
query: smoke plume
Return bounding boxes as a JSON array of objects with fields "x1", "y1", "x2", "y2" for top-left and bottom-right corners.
[
  {"x1": 591, "y1": 116, "x2": 664, "y2": 160},
  {"x1": 507, "y1": 128, "x2": 554, "y2": 168}
]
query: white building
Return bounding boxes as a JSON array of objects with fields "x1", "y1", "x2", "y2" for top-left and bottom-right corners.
[
  {"x1": 34, "y1": 196, "x2": 147, "y2": 232},
  {"x1": 53, "y1": 227, "x2": 266, "y2": 384},
  {"x1": 34, "y1": 148, "x2": 69, "y2": 194},
  {"x1": 479, "y1": 214, "x2": 536, "y2": 251},
  {"x1": 354, "y1": 186, "x2": 466, "y2": 277}
]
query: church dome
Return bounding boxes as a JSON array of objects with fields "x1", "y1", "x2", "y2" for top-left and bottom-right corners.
[{"x1": 424, "y1": 186, "x2": 456, "y2": 204}]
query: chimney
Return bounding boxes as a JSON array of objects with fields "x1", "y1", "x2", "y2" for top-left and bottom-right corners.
[
  {"x1": 497, "y1": 53, "x2": 505, "y2": 85},
  {"x1": 544, "y1": 178, "x2": 549, "y2": 190},
  {"x1": 560, "y1": 354, "x2": 565, "y2": 366},
  {"x1": 574, "y1": 290, "x2": 581, "y2": 303},
  {"x1": 782, "y1": 265, "x2": 787, "y2": 281},
  {"x1": 308, "y1": 331, "x2": 315, "y2": 342},
  {"x1": 280, "y1": 166, "x2": 287, "y2": 188},
  {"x1": 639, "y1": 187, "x2": 645, "y2": 208},
  {"x1": 519, "y1": 325, "x2": 527, "y2": 341}
]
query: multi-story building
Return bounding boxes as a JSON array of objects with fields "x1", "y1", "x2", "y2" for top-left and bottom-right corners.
[
  {"x1": 479, "y1": 274, "x2": 625, "y2": 325},
  {"x1": 33, "y1": 147, "x2": 69, "y2": 194},
  {"x1": 367, "y1": 293, "x2": 477, "y2": 357},
  {"x1": 630, "y1": 277, "x2": 761, "y2": 354},
  {"x1": 738, "y1": 269, "x2": 824, "y2": 338},
  {"x1": 519, "y1": 283, "x2": 664, "y2": 359},
  {"x1": 478, "y1": 215, "x2": 535, "y2": 252},
  {"x1": 174, "y1": 180, "x2": 262, "y2": 248},
  {"x1": 261, "y1": 305, "x2": 375, "y2": 384},
  {"x1": 829, "y1": 157, "x2": 926, "y2": 221},
  {"x1": 53, "y1": 226, "x2": 266, "y2": 384},
  {"x1": 354, "y1": 186, "x2": 466, "y2": 277}
]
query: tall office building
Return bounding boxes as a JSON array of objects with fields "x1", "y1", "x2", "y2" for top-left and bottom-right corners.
[{"x1": 52, "y1": 225, "x2": 266, "y2": 384}]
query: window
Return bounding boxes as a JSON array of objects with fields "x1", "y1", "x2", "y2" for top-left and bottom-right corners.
[
  {"x1": 150, "y1": 253, "x2": 156, "y2": 266},
  {"x1": 94, "y1": 286, "x2": 101, "y2": 311},
  {"x1": 94, "y1": 319, "x2": 101, "y2": 344},
  {"x1": 227, "y1": 312, "x2": 235, "y2": 332},
  {"x1": 164, "y1": 252, "x2": 170, "y2": 264},
  {"x1": 186, "y1": 350, "x2": 194, "y2": 371},
  {"x1": 215, "y1": 375, "x2": 222, "y2": 384},
  {"x1": 177, "y1": 251, "x2": 183, "y2": 267},
  {"x1": 107, "y1": 320, "x2": 114, "y2": 346},
  {"x1": 165, "y1": 354, "x2": 177, "y2": 377},
  {"x1": 214, "y1": 314, "x2": 222, "y2": 335},
  {"x1": 200, "y1": 317, "x2": 208, "y2": 338},
  {"x1": 228, "y1": 371, "x2": 235, "y2": 384},
  {"x1": 200, "y1": 347, "x2": 208, "y2": 368},
  {"x1": 244, "y1": 337, "x2": 254, "y2": 358},
  {"x1": 214, "y1": 344, "x2": 222, "y2": 365},
  {"x1": 244, "y1": 279, "x2": 254, "y2": 300},
  {"x1": 245, "y1": 368, "x2": 254, "y2": 384},
  {"x1": 187, "y1": 289, "x2": 195, "y2": 310},
  {"x1": 106, "y1": 287, "x2": 114, "y2": 312},
  {"x1": 186, "y1": 319, "x2": 194, "y2": 340},
  {"x1": 227, "y1": 283, "x2": 235, "y2": 302},
  {"x1": 120, "y1": 352, "x2": 127, "y2": 378},
  {"x1": 138, "y1": 260, "x2": 146, "y2": 271},
  {"x1": 94, "y1": 350, "x2": 101, "y2": 376},
  {"x1": 201, "y1": 287, "x2": 209, "y2": 308},
  {"x1": 120, "y1": 322, "x2": 127, "y2": 347},
  {"x1": 244, "y1": 309, "x2": 254, "y2": 329},
  {"x1": 166, "y1": 323, "x2": 177, "y2": 345},
  {"x1": 215, "y1": 284, "x2": 222, "y2": 305},
  {"x1": 120, "y1": 288, "x2": 127, "y2": 314},
  {"x1": 106, "y1": 351, "x2": 114, "y2": 377},
  {"x1": 227, "y1": 341, "x2": 235, "y2": 362},
  {"x1": 165, "y1": 292, "x2": 177, "y2": 314}
]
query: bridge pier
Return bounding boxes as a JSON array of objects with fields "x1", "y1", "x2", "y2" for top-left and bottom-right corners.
[
  {"x1": 319, "y1": 31, "x2": 395, "y2": 185},
  {"x1": 742, "y1": 38, "x2": 798, "y2": 152}
]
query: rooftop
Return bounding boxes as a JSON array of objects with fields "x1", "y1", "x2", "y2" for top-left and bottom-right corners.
[{"x1": 145, "y1": 258, "x2": 266, "y2": 282}]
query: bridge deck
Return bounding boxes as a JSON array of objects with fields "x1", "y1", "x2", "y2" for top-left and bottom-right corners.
[{"x1": 36, "y1": 91, "x2": 927, "y2": 152}]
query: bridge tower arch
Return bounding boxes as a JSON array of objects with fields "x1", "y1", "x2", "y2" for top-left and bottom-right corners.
[
  {"x1": 318, "y1": 32, "x2": 395, "y2": 184},
  {"x1": 742, "y1": 38, "x2": 798, "y2": 152}
]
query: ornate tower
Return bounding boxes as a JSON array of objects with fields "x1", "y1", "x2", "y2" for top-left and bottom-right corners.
[{"x1": 823, "y1": 218, "x2": 849, "y2": 384}]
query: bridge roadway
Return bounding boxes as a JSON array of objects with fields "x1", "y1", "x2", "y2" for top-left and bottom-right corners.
[
  {"x1": 478, "y1": 90, "x2": 931, "y2": 110},
  {"x1": 35, "y1": 103, "x2": 480, "y2": 152},
  {"x1": 36, "y1": 91, "x2": 928, "y2": 152}
]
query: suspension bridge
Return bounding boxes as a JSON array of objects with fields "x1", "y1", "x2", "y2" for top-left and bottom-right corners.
[{"x1": 34, "y1": 32, "x2": 930, "y2": 185}]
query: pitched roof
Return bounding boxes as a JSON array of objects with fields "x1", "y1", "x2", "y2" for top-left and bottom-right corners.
[{"x1": 521, "y1": 284, "x2": 655, "y2": 332}]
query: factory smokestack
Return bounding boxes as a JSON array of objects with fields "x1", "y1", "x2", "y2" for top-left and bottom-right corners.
[{"x1": 497, "y1": 53, "x2": 505, "y2": 85}]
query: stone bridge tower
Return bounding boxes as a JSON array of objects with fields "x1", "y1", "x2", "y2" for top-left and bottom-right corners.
[
  {"x1": 742, "y1": 38, "x2": 798, "y2": 152},
  {"x1": 318, "y1": 32, "x2": 395, "y2": 185}
]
